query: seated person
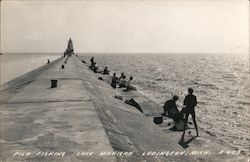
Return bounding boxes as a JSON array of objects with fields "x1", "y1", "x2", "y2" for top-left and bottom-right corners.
[
  {"x1": 118, "y1": 73, "x2": 124, "y2": 82},
  {"x1": 103, "y1": 66, "x2": 110, "y2": 74},
  {"x1": 125, "y1": 76, "x2": 133, "y2": 90},
  {"x1": 90, "y1": 56, "x2": 94, "y2": 64},
  {"x1": 90, "y1": 62, "x2": 98, "y2": 73},
  {"x1": 162, "y1": 95, "x2": 183, "y2": 122},
  {"x1": 93, "y1": 66, "x2": 98, "y2": 73},
  {"x1": 119, "y1": 75, "x2": 126, "y2": 88},
  {"x1": 90, "y1": 62, "x2": 96, "y2": 69}
]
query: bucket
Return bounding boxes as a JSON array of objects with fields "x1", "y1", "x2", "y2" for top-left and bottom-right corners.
[
  {"x1": 153, "y1": 117, "x2": 163, "y2": 124},
  {"x1": 51, "y1": 80, "x2": 57, "y2": 88}
]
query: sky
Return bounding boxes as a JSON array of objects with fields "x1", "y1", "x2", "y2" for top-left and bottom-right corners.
[{"x1": 0, "y1": 0, "x2": 249, "y2": 54}]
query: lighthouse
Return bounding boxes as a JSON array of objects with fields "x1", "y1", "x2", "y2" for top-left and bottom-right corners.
[{"x1": 64, "y1": 38, "x2": 74, "y2": 57}]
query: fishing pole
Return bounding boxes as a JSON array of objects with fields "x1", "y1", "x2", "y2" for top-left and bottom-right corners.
[{"x1": 100, "y1": 46, "x2": 110, "y2": 67}]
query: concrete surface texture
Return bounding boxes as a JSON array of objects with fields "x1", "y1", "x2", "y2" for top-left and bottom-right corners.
[{"x1": 0, "y1": 56, "x2": 247, "y2": 162}]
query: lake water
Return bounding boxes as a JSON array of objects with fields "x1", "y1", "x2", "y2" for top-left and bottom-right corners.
[
  {"x1": 1, "y1": 53, "x2": 249, "y2": 155},
  {"x1": 0, "y1": 53, "x2": 60, "y2": 84}
]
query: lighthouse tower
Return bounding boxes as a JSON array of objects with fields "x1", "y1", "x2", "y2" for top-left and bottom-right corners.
[{"x1": 64, "y1": 38, "x2": 74, "y2": 57}]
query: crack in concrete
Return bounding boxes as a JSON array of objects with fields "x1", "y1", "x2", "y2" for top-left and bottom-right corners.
[{"x1": 1, "y1": 99, "x2": 92, "y2": 105}]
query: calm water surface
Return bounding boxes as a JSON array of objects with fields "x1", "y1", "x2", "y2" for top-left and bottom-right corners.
[{"x1": 0, "y1": 53, "x2": 60, "y2": 84}]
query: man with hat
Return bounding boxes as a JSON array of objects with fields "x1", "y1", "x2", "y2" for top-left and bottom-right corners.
[{"x1": 182, "y1": 88, "x2": 199, "y2": 138}]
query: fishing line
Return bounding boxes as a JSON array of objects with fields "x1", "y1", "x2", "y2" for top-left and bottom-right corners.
[{"x1": 100, "y1": 46, "x2": 110, "y2": 67}]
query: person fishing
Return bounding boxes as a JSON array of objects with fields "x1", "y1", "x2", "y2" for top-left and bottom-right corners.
[
  {"x1": 103, "y1": 66, "x2": 110, "y2": 74},
  {"x1": 118, "y1": 75, "x2": 126, "y2": 88},
  {"x1": 90, "y1": 62, "x2": 95, "y2": 69},
  {"x1": 182, "y1": 88, "x2": 199, "y2": 138},
  {"x1": 90, "y1": 56, "x2": 94, "y2": 64},
  {"x1": 111, "y1": 73, "x2": 118, "y2": 89},
  {"x1": 125, "y1": 76, "x2": 134, "y2": 91},
  {"x1": 162, "y1": 95, "x2": 180, "y2": 119},
  {"x1": 89, "y1": 62, "x2": 98, "y2": 73},
  {"x1": 47, "y1": 59, "x2": 50, "y2": 64},
  {"x1": 118, "y1": 73, "x2": 124, "y2": 82}
]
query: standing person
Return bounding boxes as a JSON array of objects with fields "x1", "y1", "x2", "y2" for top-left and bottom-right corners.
[
  {"x1": 111, "y1": 73, "x2": 117, "y2": 89},
  {"x1": 90, "y1": 57, "x2": 94, "y2": 64},
  {"x1": 182, "y1": 88, "x2": 199, "y2": 138}
]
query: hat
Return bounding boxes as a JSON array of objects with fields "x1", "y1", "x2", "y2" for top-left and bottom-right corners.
[
  {"x1": 188, "y1": 88, "x2": 193, "y2": 93},
  {"x1": 173, "y1": 95, "x2": 179, "y2": 100}
]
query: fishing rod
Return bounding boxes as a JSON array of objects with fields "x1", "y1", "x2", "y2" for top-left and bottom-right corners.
[{"x1": 100, "y1": 46, "x2": 110, "y2": 67}]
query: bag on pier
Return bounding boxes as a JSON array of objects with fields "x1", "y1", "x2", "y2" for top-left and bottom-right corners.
[
  {"x1": 125, "y1": 98, "x2": 143, "y2": 113},
  {"x1": 153, "y1": 117, "x2": 163, "y2": 124}
]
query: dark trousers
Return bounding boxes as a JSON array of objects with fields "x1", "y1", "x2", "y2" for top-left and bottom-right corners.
[
  {"x1": 111, "y1": 82, "x2": 116, "y2": 89},
  {"x1": 182, "y1": 111, "x2": 198, "y2": 136}
]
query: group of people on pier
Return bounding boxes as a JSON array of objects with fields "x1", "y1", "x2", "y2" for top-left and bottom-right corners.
[
  {"x1": 89, "y1": 57, "x2": 135, "y2": 91},
  {"x1": 111, "y1": 73, "x2": 134, "y2": 91},
  {"x1": 89, "y1": 56, "x2": 198, "y2": 138},
  {"x1": 162, "y1": 88, "x2": 199, "y2": 137}
]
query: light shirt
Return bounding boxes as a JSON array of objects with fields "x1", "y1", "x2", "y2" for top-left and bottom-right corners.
[
  {"x1": 119, "y1": 78, "x2": 125, "y2": 85},
  {"x1": 126, "y1": 80, "x2": 131, "y2": 87}
]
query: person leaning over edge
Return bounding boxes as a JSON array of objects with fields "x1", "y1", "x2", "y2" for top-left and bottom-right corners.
[
  {"x1": 162, "y1": 95, "x2": 179, "y2": 118},
  {"x1": 182, "y1": 88, "x2": 199, "y2": 138}
]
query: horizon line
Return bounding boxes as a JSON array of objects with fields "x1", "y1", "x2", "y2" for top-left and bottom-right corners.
[{"x1": 1, "y1": 52, "x2": 248, "y2": 55}]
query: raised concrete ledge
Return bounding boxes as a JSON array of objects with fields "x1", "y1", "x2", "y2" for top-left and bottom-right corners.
[
  {"x1": 1, "y1": 57, "x2": 63, "y2": 89},
  {"x1": 0, "y1": 57, "x2": 63, "y2": 103}
]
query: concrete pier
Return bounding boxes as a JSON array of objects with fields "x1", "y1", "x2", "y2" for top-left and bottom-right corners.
[{"x1": 0, "y1": 56, "x2": 247, "y2": 162}]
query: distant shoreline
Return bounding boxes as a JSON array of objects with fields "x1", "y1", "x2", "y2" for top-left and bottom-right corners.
[{"x1": 1, "y1": 53, "x2": 62, "y2": 55}]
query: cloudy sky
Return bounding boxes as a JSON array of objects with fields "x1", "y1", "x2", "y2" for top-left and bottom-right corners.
[{"x1": 0, "y1": 0, "x2": 249, "y2": 54}]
